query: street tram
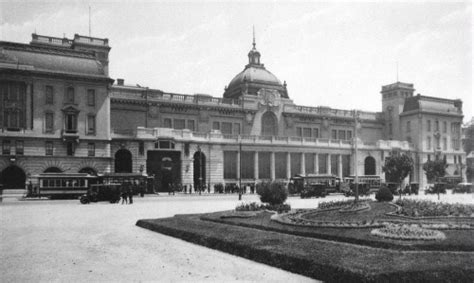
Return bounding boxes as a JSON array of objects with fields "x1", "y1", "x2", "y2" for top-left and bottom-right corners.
[
  {"x1": 35, "y1": 173, "x2": 96, "y2": 198},
  {"x1": 342, "y1": 175, "x2": 382, "y2": 195},
  {"x1": 97, "y1": 173, "x2": 149, "y2": 195},
  {"x1": 288, "y1": 174, "x2": 341, "y2": 197}
]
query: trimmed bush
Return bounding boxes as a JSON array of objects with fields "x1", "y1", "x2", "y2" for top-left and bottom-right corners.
[
  {"x1": 256, "y1": 181, "x2": 288, "y2": 205},
  {"x1": 235, "y1": 202, "x2": 291, "y2": 214},
  {"x1": 375, "y1": 185, "x2": 393, "y2": 202}
]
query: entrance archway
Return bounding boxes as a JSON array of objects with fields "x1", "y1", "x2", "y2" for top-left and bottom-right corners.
[
  {"x1": 261, "y1": 111, "x2": 278, "y2": 136},
  {"x1": 0, "y1": 165, "x2": 26, "y2": 189},
  {"x1": 115, "y1": 149, "x2": 132, "y2": 173},
  {"x1": 193, "y1": 151, "x2": 206, "y2": 191},
  {"x1": 44, "y1": 167, "x2": 62, "y2": 173},
  {"x1": 364, "y1": 156, "x2": 376, "y2": 175}
]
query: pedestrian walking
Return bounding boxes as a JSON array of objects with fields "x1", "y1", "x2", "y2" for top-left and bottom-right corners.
[
  {"x1": 128, "y1": 184, "x2": 133, "y2": 204},
  {"x1": 121, "y1": 185, "x2": 128, "y2": 204}
]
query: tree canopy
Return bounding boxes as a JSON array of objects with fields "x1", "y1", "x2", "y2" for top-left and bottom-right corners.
[
  {"x1": 423, "y1": 159, "x2": 447, "y2": 183},
  {"x1": 383, "y1": 154, "x2": 414, "y2": 186}
]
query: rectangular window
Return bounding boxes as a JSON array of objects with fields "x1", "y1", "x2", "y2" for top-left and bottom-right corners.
[
  {"x1": 427, "y1": 136, "x2": 431, "y2": 150},
  {"x1": 303, "y1": 128, "x2": 312, "y2": 138},
  {"x1": 163, "y1": 118, "x2": 172, "y2": 128},
  {"x1": 338, "y1": 130, "x2": 346, "y2": 140},
  {"x1": 45, "y1": 141, "x2": 53, "y2": 156},
  {"x1": 347, "y1": 131, "x2": 352, "y2": 140},
  {"x1": 15, "y1": 140, "x2": 24, "y2": 155},
  {"x1": 87, "y1": 143, "x2": 95, "y2": 157},
  {"x1": 87, "y1": 115, "x2": 96, "y2": 135},
  {"x1": 45, "y1": 85, "x2": 54, "y2": 104},
  {"x1": 406, "y1": 121, "x2": 411, "y2": 132},
  {"x1": 427, "y1": 155, "x2": 431, "y2": 162},
  {"x1": 233, "y1": 123, "x2": 241, "y2": 135},
  {"x1": 313, "y1": 128, "x2": 319, "y2": 138},
  {"x1": 66, "y1": 142, "x2": 74, "y2": 156},
  {"x1": 212, "y1": 121, "x2": 220, "y2": 130},
  {"x1": 2, "y1": 140, "x2": 11, "y2": 155},
  {"x1": 45, "y1": 112, "x2": 54, "y2": 133},
  {"x1": 389, "y1": 123, "x2": 393, "y2": 135},
  {"x1": 331, "y1": 130, "x2": 337, "y2": 140},
  {"x1": 427, "y1": 120, "x2": 431, "y2": 132},
  {"x1": 221, "y1": 122, "x2": 233, "y2": 135},
  {"x1": 443, "y1": 137, "x2": 447, "y2": 150},
  {"x1": 443, "y1": 121, "x2": 447, "y2": 133},
  {"x1": 87, "y1": 89, "x2": 95, "y2": 106},
  {"x1": 296, "y1": 127, "x2": 302, "y2": 137},
  {"x1": 138, "y1": 141, "x2": 144, "y2": 155},
  {"x1": 66, "y1": 87, "x2": 75, "y2": 104},
  {"x1": 435, "y1": 137, "x2": 440, "y2": 149},
  {"x1": 173, "y1": 119, "x2": 186, "y2": 130},
  {"x1": 65, "y1": 114, "x2": 77, "y2": 133},
  {"x1": 187, "y1": 120, "x2": 195, "y2": 132},
  {"x1": 435, "y1": 120, "x2": 439, "y2": 132}
]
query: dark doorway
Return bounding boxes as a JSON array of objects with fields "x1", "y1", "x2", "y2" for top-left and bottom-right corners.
[
  {"x1": 115, "y1": 149, "x2": 132, "y2": 173},
  {"x1": 364, "y1": 156, "x2": 376, "y2": 175},
  {"x1": 44, "y1": 167, "x2": 62, "y2": 173},
  {"x1": 0, "y1": 165, "x2": 26, "y2": 189},
  {"x1": 146, "y1": 151, "x2": 181, "y2": 192},
  {"x1": 193, "y1": 151, "x2": 206, "y2": 192}
]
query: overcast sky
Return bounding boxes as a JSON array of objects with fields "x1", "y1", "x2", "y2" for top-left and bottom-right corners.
[{"x1": 1, "y1": 1, "x2": 472, "y2": 122}]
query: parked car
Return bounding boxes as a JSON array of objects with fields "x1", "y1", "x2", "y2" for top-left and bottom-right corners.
[
  {"x1": 300, "y1": 184, "x2": 327, "y2": 198},
  {"x1": 79, "y1": 184, "x2": 121, "y2": 204},
  {"x1": 452, "y1": 183, "x2": 473, "y2": 194},
  {"x1": 424, "y1": 183, "x2": 447, "y2": 195},
  {"x1": 341, "y1": 183, "x2": 370, "y2": 197}
]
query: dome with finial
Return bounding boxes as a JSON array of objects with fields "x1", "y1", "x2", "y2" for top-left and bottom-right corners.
[{"x1": 223, "y1": 28, "x2": 288, "y2": 99}]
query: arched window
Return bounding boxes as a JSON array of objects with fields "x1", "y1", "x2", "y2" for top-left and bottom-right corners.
[
  {"x1": 66, "y1": 87, "x2": 75, "y2": 104},
  {"x1": 44, "y1": 167, "x2": 62, "y2": 173},
  {"x1": 261, "y1": 111, "x2": 278, "y2": 137},
  {"x1": 364, "y1": 156, "x2": 376, "y2": 175}
]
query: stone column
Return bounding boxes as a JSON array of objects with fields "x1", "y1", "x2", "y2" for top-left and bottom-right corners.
[
  {"x1": 254, "y1": 151, "x2": 259, "y2": 180},
  {"x1": 286, "y1": 152, "x2": 291, "y2": 179},
  {"x1": 338, "y1": 154, "x2": 343, "y2": 179},
  {"x1": 270, "y1": 152, "x2": 275, "y2": 180},
  {"x1": 301, "y1": 152, "x2": 306, "y2": 175},
  {"x1": 327, "y1": 154, "x2": 331, "y2": 175},
  {"x1": 314, "y1": 153, "x2": 319, "y2": 174}
]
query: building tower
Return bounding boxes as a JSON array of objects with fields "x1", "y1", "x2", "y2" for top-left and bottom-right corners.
[{"x1": 381, "y1": 82, "x2": 415, "y2": 140}]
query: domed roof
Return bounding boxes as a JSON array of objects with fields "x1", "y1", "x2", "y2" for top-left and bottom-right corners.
[
  {"x1": 227, "y1": 66, "x2": 282, "y2": 90},
  {"x1": 223, "y1": 34, "x2": 288, "y2": 99}
]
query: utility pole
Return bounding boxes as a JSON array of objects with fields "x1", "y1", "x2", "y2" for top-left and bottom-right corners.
[
  {"x1": 353, "y1": 110, "x2": 359, "y2": 201},
  {"x1": 239, "y1": 139, "x2": 242, "y2": 200}
]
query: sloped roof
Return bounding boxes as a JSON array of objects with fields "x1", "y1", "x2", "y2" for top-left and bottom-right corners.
[
  {"x1": 0, "y1": 41, "x2": 108, "y2": 79},
  {"x1": 402, "y1": 94, "x2": 462, "y2": 115}
]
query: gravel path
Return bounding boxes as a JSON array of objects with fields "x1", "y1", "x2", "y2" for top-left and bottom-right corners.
[{"x1": 1, "y1": 195, "x2": 317, "y2": 282}]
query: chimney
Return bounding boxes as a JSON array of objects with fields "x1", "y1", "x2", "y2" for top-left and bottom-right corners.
[{"x1": 117, "y1": 79, "x2": 124, "y2": 86}]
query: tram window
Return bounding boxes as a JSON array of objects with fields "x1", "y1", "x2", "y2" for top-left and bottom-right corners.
[
  {"x1": 80, "y1": 179, "x2": 85, "y2": 187},
  {"x1": 62, "y1": 180, "x2": 67, "y2": 187},
  {"x1": 56, "y1": 180, "x2": 61, "y2": 187}
]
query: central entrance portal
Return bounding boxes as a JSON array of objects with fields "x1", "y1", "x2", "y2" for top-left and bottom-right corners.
[{"x1": 146, "y1": 151, "x2": 181, "y2": 192}]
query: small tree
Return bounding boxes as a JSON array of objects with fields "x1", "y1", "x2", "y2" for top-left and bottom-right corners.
[
  {"x1": 383, "y1": 153, "x2": 414, "y2": 200},
  {"x1": 423, "y1": 159, "x2": 448, "y2": 200}
]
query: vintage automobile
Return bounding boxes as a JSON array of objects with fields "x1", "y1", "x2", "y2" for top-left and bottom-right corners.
[
  {"x1": 424, "y1": 183, "x2": 447, "y2": 195},
  {"x1": 452, "y1": 183, "x2": 473, "y2": 194},
  {"x1": 79, "y1": 184, "x2": 121, "y2": 204}
]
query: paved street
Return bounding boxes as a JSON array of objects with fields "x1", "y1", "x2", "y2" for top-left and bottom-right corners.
[{"x1": 1, "y1": 193, "x2": 472, "y2": 282}]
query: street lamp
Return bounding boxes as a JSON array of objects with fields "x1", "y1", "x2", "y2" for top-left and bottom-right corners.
[
  {"x1": 198, "y1": 146, "x2": 202, "y2": 195},
  {"x1": 239, "y1": 139, "x2": 242, "y2": 200}
]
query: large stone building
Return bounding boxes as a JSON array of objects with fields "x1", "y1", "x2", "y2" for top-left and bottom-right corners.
[{"x1": 0, "y1": 33, "x2": 467, "y2": 192}]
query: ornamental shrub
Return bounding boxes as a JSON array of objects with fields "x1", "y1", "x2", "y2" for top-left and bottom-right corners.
[
  {"x1": 256, "y1": 181, "x2": 288, "y2": 205},
  {"x1": 375, "y1": 185, "x2": 393, "y2": 202}
]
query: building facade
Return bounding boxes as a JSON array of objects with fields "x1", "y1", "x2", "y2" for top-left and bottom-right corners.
[{"x1": 0, "y1": 33, "x2": 467, "y2": 192}]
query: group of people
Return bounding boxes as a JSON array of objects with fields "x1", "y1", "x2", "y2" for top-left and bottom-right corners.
[{"x1": 120, "y1": 182, "x2": 134, "y2": 204}]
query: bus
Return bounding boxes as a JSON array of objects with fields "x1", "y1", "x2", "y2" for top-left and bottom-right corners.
[
  {"x1": 288, "y1": 174, "x2": 341, "y2": 197},
  {"x1": 342, "y1": 175, "x2": 382, "y2": 196},
  {"x1": 35, "y1": 173, "x2": 97, "y2": 199}
]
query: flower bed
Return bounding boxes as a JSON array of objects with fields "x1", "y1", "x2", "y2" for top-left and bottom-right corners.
[
  {"x1": 317, "y1": 198, "x2": 371, "y2": 210},
  {"x1": 395, "y1": 199, "x2": 474, "y2": 217},
  {"x1": 235, "y1": 202, "x2": 291, "y2": 214},
  {"x1": 338, "y1": 201, "x2": 370, "y2": 213},
  {"x1": 371, "y1": 223, "x2": 446, "y2": 241}
]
